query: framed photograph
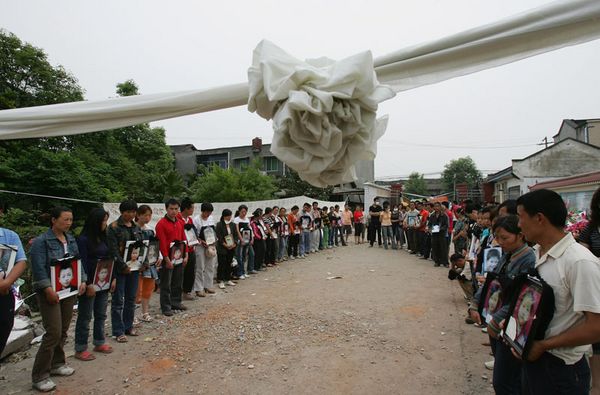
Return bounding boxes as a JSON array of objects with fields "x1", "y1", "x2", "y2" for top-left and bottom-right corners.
[
  {"x1": 203, "y1": 227, "x2": 216, "y2": 245},
  {"x1": 50, "y1": 256, "x2": 81, "y2": 300},
  {"x1": 468, "y1": 235, "x2": 480, "y2": 260},
  {"x1": 0, "y1": 243, "x2": 18, "y2": 277},
  {"x1": 284, "y1": 223, "x2": 290, "y2": 236},
  {"x1": 483, "y1": 247, "x2": 502, "y2": 273},
  {"x1": 242, "y1": 229, "x2": 251, "y2": 245},
  {"x1": 302, "y1": 217, "x2": 310, "y2": 229},
  {"x1": 92, "y1": 258, "x2": 114, "y2": 292},
  {"x1": 478, "y1": 276, "x2": 503, "y2": 324},
  {"x1": 503, "y1": 277, "x2": 544, "y2": 358},
  {"x1": 123, "y1": 241, "x2": 147, "y2": 271},
  {"x1": 224, "y1": 234, "x2": 235, "y2": 248},
  {"x1": 145, "y1": 240, "x2": 160, "y2": 266},
  {"x1": 169, "y1": 241, "x2": 187, "y2": 265},
  {"x1": 185, "y1": 227, "x2": 199, "y2": 247}
]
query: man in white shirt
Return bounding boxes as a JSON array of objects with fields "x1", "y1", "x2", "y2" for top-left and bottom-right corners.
[{"x1": 516, "y1": 189, "x2": 600, "y2": 394}]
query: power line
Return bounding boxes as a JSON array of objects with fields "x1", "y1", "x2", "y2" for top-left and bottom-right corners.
[{"x1": 0, "y1": 189, "x2": 102, "y2": 204}]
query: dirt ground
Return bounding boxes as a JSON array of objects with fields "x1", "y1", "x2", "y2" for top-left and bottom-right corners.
[{"x1": 1, "y1": 242, "x2": 495, "y2": 395}]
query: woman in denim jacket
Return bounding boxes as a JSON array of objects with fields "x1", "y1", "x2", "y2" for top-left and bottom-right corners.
[
  {"x1": 74, "y1": 208, "x2": 115, "y2": 362},
  {"x1": 30, "y1": 207, "x2": 87, "y2": 393}
]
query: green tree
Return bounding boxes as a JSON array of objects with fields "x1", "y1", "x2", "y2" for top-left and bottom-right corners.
[
  {"x1": 277, "y1": 169, "x2": 333, "y2": 200},
  {"x1": 0, "y1": 29, "x2": 84, "y2": 110},
  {"x1": 403, "y1": 172, "x2": 428, "y2": 196},
  {"x1": 441, "y1": 156, "x2": 482, "y2": 190},
  {"x1": 0, "y1": 31, "x2": 182, "y2": 209},
  {"x1": 190, "y1": 160, "x2": 277, "y2": 203}
]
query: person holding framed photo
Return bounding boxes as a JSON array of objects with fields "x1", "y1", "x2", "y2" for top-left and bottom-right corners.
[
  {"x1": 107, "y1": 200, "x2": 143, "y2": 342},
  {"x1": 469, "y1": 214, "x2": 536, "y2": 395},
  {"x1": 30, "y1": 207, "x2": 87, "y2": 393},
  {"x1": 193, "y1": 202, "x2": 217, "y2": 297},
  {"x1": 516, "y1": 189, "x2": 600, "y2": 394},
  {"x1": 216, "y1": 209, "x2": 238, "y2": 289},
  {"x1": 74, "y1": 208, "x2": 115, "y2": 362},
  {"x1": 155, "y1": 198, "x2": 188, "y2": 316},
  {"x1": 177, "y1": 198, "x2": 197, "y2": 301},
  {"x1": 234, "y1": 205, "x2": 255, "y2": 279},
  {"x1": 135, "y1": 205, "x2": 161, "y2": 323},
  {"x1": 0, "y1": 227, "x2": 27, "y2": 360}
]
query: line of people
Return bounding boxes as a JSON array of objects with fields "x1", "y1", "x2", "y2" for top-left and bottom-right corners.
[
  {"x1": 446, "y1": 189, "x2": 600, "y2": 395},
  {"x1": 0, "y1": 197, "x2": 358, "y2": 392}
]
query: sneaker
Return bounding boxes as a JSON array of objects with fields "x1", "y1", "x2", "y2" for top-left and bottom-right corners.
[
  {"x1": 249, "y1": 270, "x2": 259, "y2": 274},
  {"x1": 183, "y1": 292, "x2": 195, "y2": 301},
  {"x1": 50, "y1": 365, "x2": 75, "y2": 377},
  {"x1": 290, "y1": 256, "x2": 296, "y2": 260},
  {"x1": 218, "y1": 282, "x2": 226, "y2": 289},
  {"x1": 226, "y1": 280, "x2": 237, "y2": 286},
  {"x1": 32, "y1": 378, "x2": 56, "y2": 392},
  {"x1": 481, "y1": 327, "x2": 488, "y2": 333},
  {"x1": 484, "y1": 360, "x2": 495, "y2": 370},
  {"x1": 465, "y1": 317, "x2": 475, "y2": 325},
  {"x1": 205, "y1": 288, "x2": 216, "y2": 294},
  {"x1": 239, "y1": 275, "x2": 246, "y2": 280}
]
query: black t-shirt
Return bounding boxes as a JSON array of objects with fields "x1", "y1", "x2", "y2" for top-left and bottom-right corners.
[
  {"x1": 578, "y1": 223, "x2": 600, "y2": 257},
  {"x1": 369, "y1": 205, "x2": 383, "y2": 224}
]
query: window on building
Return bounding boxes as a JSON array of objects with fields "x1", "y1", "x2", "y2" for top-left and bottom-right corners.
[
  {"x1": 263, "y1": 156, "x2": 280, "y2": 172},
  {"x1": 197, "y1": 153, "x2": 228, "y2": 170},
  {"x1": 233, "y1": 157, "x2": 250, "y2": 169},
  {"x1": 508, "y1": 186, "x2": 521, "y2": 200}
]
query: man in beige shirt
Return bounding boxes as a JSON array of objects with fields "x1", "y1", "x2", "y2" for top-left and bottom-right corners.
[{"x1": 516, "y1": 189, "x2": 600, "y2": 394}]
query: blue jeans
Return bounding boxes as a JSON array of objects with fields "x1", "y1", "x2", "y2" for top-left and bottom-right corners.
[
  {"x1": 75, "y1": 290, "x2": 109, "y2": 352},
  {"x1": 278, "y1": 237, "x2": 288, "y2": 260},
  {"x1": 111, "y1": 271, "x2": 139, "y2": 337},
  {"x1": 236, "y1": 243, "x2": 254, "y2": 276},
  {"x1": 301, "y1": 231, "x2": 311, "y2": 255},
  {"x1": 523, "y1": 352, "x2": 589, "y2": 395},
  {"x1": 382, "y1": 226, "x2": 396, "y2": 249}
]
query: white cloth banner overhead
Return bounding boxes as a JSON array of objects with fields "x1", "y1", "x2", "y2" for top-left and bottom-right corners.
[
  {"x1": 1, "y1": 0, "x2": 600, "y2": 185},
  {"x1": 103, "y1": 196, "x2": 342, "y2": 230},
  {"x1": 1, "y1": 0, "x2": 598, "y2": 141}
]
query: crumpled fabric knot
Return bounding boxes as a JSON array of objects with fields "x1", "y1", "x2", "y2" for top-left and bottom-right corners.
[{"x1": 248, "y1": 40, "x2": 395, "y2": 187}]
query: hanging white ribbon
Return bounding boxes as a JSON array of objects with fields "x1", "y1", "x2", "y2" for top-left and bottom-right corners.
[
  {"x1": 0, "y1": 0, "x2": 599, "y2": 185},
  {"x1": 248, "y1": 40, "x2": 395, "y2": 187}
]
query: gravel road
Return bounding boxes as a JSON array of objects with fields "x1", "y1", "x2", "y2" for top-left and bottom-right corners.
[{"x1": 1, "y1": 243, "x2": 494, "y2": 394}]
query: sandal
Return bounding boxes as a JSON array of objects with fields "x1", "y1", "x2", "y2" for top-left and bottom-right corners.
[
  {"x1": 74, "y1": 351, "x2": 96, "y2": 361},
  {"x1": 93, "y1": 344, "x2": 113, "y2": 354},
  {"x1": 142, "y1": 313, "x2": 153, "y2": 322},
  {"x1": 116, "y1": 334, "x2": 128, "y2": 343},
  {"x1": 125, "y1": 329, "x2": 139, "y2": 337}
]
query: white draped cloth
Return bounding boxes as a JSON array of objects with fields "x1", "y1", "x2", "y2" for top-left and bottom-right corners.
[{"x1": 1, "y1": 0, "x2": 599, "y2": 186}]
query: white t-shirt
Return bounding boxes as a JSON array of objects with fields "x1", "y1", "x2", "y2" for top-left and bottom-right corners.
[
  {"x1": 535, "y1": 233, "x2": 600, "y2": 364},
  {"x1": 193, "y1": 214, "x2": 215, "y2": 229}
]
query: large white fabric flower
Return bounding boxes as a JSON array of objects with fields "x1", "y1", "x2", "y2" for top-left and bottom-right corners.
[{"x1": 248, "y1": 40, "x2": 395, "y2": 187}]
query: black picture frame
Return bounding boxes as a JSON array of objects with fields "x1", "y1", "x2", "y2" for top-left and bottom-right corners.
[
  {"x1": 478, "y1": 273, "x2": 503, "y2": 325},
  {"x1": 503, "y1": 275, "x2": 545, "y2": 358}
]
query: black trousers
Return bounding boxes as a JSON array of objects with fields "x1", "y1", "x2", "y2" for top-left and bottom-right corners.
[
  {"x1": 217, "y1": 250, "x2": 234, "y2": 282},
  {"x1": 368, "y1": 222, "x2": 382, "y2": 246},
  {"x1": 182, "y1": 250, "x2": 196, "y2": 293},
  {"x1": 523, "y1": 352, "x2": 589, "y2": 395},
  {"x1": 288, "y1": 234, "x2": 299, "y2": 257},
  {"x1": 0, "y1": 290, "x2": 15, "y2": 357},
  {"x1": 254, "y1": 239, "x2": 266, "y2": 269},
  {"x1": 159, "y1": 263, "x2": 184, "y2": 312},
  {"x1": 265, "y1": 238, "x2": 276, "y2": 265},
  {"x1": 432, "y1": 234, "x2": 448, "y2": 266}
]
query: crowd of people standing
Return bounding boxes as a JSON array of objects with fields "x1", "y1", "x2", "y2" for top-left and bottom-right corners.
[{"x1": 1, "y1": 187, "x2": 600, "y2": 394}]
